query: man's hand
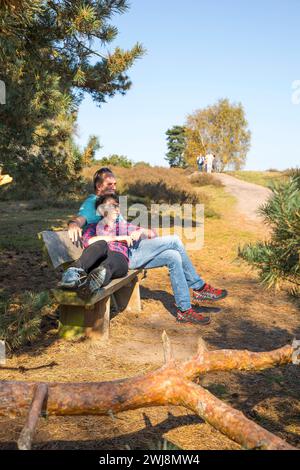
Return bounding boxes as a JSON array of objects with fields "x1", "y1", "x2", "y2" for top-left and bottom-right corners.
[{"x1": 68, "y1": 222, "x2": 83, "y2": 245}]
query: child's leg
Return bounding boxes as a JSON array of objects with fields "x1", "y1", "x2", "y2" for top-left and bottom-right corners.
[
  {"x1": 101, "y1": 251, "x2": 128, "y2": 286},
  {"x1": 74, "y1": 240, "x2": 108, "y2": 273}
]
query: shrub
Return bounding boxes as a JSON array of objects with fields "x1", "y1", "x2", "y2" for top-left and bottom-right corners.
[
  {"x1": 122, "y1": 167, "x2": 202, "y2": 204},
  {"x1": 190, "y1": 173, "x2": 223, "y2": 187},
  {"x1": 97, "y1": 155, "x2": 133, "y2": 168},
  {"x1": 0, "y1": 291, "x2": 53, "y2": 352},
  {"x1": 284, "y1": 167, "x2": 300, "y2": 178},
  {"x1": 239, "y1": 175, "x2": 300, "y2": 296},
  {"x1": 133, "y1": 161, "x2": 151, "y2": 167}
]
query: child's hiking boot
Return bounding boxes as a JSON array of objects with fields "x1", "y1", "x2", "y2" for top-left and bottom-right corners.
[
  {"x1": 88, "y1": 265, "x2": 107, "y2": 295},
  {"x1": 58, "y1": 267, "x2": 88, "y2": 289}
]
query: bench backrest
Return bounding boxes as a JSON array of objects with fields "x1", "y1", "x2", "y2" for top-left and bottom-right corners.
[{"x1": 39, "y1": 230, "x2": 83, "y2": 269}]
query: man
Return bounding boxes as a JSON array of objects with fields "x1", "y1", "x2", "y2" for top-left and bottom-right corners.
[
  {"x1": 205, "y1": 152, "x2": 215, "y2": 173},
  {"x1": 67, "y1": 167, "x2": 228, "y2": 325},
  {"x1": 196, "y1": 155, "x2": 205, "y2": 172},
  {"x1": 68, "y1": 167, "x2": 116, "y2": 244}
]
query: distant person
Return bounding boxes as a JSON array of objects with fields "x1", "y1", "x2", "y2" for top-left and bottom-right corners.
[
  {"x1": 205, "y1": 152, "x2": 215, "y2": 173},
  {"x1": 215, "y1": 158, "x2": 222, "y2": 173},
  {"x1": 196, "y1": 155, "x2": 205, "y2": 172}
]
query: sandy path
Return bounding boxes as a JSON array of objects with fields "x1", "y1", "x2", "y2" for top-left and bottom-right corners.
[{"x1": 215, "y1": 173, "x2": 272, "y2": 222}]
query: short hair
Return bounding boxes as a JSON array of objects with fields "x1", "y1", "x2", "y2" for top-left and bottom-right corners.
[
  {"x1": 95, "y1": 193, "x2": 119, "y2": 210},
  {"x1": 93, "y1": 167, "x2": 115, "y2": 191}
]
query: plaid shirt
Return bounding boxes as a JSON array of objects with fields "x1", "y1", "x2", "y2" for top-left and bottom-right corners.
[{"x1": 82, "y1": 218, "x2": 142, "y2": 261}]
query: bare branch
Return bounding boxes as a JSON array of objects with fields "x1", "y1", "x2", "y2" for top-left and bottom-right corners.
[
  {"x1": 17, "y1": 383, "x2": 48, "y2": 450},
  {"x1": 162, "y1": 330, "x2": 173, "y2": 364}
]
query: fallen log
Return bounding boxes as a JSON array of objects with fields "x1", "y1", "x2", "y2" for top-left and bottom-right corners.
[{"x1": 0, "y1": 334, "x2": 299, "y2": 450}]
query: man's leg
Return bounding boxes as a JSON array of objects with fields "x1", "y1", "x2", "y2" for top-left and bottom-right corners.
[
  {"x1": 143, "y1": 249, "x2": 211, "y2": 325},
  {"x1": 142, "y1": 249, "x2": 192, "y2": 311},
  {"x1": 129, "y1": 235, "x2": 204, "y2": 290},
  {"x1": 129, "y1": 235, "x2": 227, "y2": 302}
]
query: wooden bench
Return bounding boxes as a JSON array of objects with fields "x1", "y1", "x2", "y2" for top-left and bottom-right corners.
[{"x1": 39, "y1": 230, "x2": 143, "y2": 341}]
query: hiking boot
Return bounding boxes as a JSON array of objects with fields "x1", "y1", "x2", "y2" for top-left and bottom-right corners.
[
  {"x1": 88, "y1": 265, "x2": 107, "y2": 295},
  {"x1": 193, "y1": 283, "x2": 228, "y2": 302},
  {"x1": 58, "y1": 267, "x2": 88, "y2": 289},
  {"x1": 176, "y1": 307, "x2": 211, "y2": 325}
]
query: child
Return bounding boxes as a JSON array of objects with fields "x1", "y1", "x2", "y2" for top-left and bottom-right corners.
[{"x1": 59, "y1": 194, "x2": 156, "y2": 293}]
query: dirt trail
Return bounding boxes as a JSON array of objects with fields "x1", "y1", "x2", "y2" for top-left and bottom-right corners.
[{"x1": 215, "y1": 173, "x2": 272, "y2": 222}]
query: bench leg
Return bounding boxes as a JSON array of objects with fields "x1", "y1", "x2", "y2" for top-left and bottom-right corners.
[
  {"x1": 85, "y1": 297, "x2": 110, "y2": 341},
  {"x1": 59, "y1": 297, "x2": 111, "y2": 341},
  {"x1": 113, "y1": 276, "x2": 141, "y2": 313}
]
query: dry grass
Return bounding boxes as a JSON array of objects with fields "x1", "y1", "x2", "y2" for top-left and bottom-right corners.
[{"x1": 226, "y1": 171, "x2": 288, "y2": 188}]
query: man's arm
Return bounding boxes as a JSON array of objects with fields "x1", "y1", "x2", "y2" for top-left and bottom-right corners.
[
  {"x1": 68, "y1": 216, "x2": 86, "y2": 244},
  {"x1": 68, "y1": 194, "x2": 98, "y2": 244}
]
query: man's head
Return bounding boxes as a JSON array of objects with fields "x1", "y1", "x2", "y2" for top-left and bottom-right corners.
[{"x1": 93, "y1": 167, "x2": 117, "y2": 196}]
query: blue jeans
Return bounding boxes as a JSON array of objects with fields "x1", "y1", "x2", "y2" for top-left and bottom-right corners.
[{"x1": 128, "y1": 235, "x2": 205, "y2": 311}]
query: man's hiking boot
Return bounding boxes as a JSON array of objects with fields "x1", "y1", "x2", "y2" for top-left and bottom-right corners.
[
  {"x1": 176, "y1": 307, "x2": 211, "y2": 326},
  {"x1": 58, "y1": 267, "x2": 88, "y2": 289},
  {"x1": 193, "y1": 283, "x2": 228, "y2": 302}
]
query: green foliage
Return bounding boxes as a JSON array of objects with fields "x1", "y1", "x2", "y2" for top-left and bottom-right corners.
[
  {"x1": 98, "y1": 154, "x2": 133, "y2": 168},
  {"x1": 185, "y1": 99, "x2": 251, "y2": 170},
  {"x1": 165, "y1": 125, "x2": 187, "y2": 168},
  {"x1": 0, "y1": 290, "x2": 52, "y2": 352},
  {"x1": 239, "y1": 175, "x2": 300, "y2": 295},
  {"x1": 0, "y1": 0, "x2": 144, "y2": 196}
]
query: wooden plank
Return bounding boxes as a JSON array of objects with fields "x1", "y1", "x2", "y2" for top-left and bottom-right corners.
[
  {"x1": 40, "y1": 230, "x2": 83, "y2": 269},
  {"x1": 51, "y1": 268, "x2": 143, "y2": 307}
]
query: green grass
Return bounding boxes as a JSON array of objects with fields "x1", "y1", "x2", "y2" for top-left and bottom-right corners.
[
  {"x1": 226, "y1": 171, "x2": 287, "y2": 188},
  {"x1": 0, "y1": 201, "x2": 78, "y2": 252}
]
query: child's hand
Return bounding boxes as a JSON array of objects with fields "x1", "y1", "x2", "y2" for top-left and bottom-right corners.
[
  {"x1": 130, "y1": 230, "x2": 142, "y2": 242},
  {"x1": 122, "y1": 235, "x2": 134, "y2": 247}
]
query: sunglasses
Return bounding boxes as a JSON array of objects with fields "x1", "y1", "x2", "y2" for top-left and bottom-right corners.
[{"x1": 101, "y1": 203, "x2": 120, "y2": 210}]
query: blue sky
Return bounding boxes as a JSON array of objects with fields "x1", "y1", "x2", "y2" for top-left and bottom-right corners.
[{"x1": 76, "y1": 0, "x2": 300, "y2": 170}]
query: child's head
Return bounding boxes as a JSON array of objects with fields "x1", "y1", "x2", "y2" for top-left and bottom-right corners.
[{"x1": 96, "y1": 193, "x2": 120, "y2": 222}]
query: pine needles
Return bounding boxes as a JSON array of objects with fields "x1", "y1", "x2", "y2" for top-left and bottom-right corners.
[{"x1": 0, "y1": 291, "x2": 52, "y2": 352}]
